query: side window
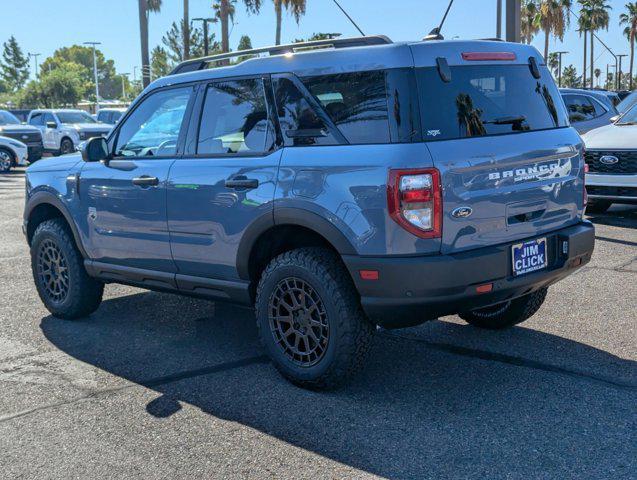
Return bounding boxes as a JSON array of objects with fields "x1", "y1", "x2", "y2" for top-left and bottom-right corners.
[
  {"x1": 197, "y1": 78, "x2": 274, "y2": 155},
  {"x1": 301, "y1": 71, "x2": 390, "y2": 144},
  {"x1": 273, "y1": 77, "x2": 339, "y2": 147},
  {"x1": 44, "y1": 113, "x2": 57, "y2": 126},
  {"x1": 564, "y1": 95, "x2": 597, "y2": 122},
  {"x1": 97, "y1": 111, "x2": 108, "y2": 123},
  {"x1": 29, "y1": 113, "x2": 43, "y2": 126},
  {"x1": 115, "y1": 87, "x2": 192, "y2": 157}
]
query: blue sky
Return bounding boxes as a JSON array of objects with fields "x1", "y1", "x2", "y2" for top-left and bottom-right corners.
[{"x1": 3, "y1": 0, "x2": 634, "y2": 83}]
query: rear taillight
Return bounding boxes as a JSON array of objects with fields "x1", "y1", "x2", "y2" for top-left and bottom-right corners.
[
  {"x1": 461, "y1": 52, "x2": 516, "y2": 61},
  {"x1": 387, "y1": 168, "x2": 442, "y2": 239}
]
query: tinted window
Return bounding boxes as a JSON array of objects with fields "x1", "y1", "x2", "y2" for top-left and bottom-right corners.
[
  {"x1": 29, "y1": 113, "x2": 43, "y2": 126},
  {"x1": 44, "y1": 113, "x2": 57, "y2": 126},
  {"x1": 97, "y1": 111, "x2": 110, "y2": 123},
  {"x1": 197, "y1": 78, "x2": 274, "y2": 155},
  {"x1": 115, "y1": 87, "x2": 191, "y2": 157},
  {"x1": 417, "y1": 65, "x2": 568, "y2": 141},
  {"x1": 112, "y1": 111, "x2": 123, "y2": 123},
  {"x1": 563, "y1": 95, "x2": 600, "y2": 122},
  {"x1": 56, "y1": 111, "x2": 95, "y2": 124},
  {"x1": 301, "y1": 71, "x2": 390, "y2": 144},
  {"x1": 274, "y1": 77, "x2": 338, "y2": 147}
]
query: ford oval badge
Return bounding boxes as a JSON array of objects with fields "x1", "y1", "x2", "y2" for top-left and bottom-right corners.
[
  {"x1": 451, "y1": 206, "x2": 473, "y2": 218},
  {"x1": 599, "y1": 155, "x2": 619, "y2": 165}
]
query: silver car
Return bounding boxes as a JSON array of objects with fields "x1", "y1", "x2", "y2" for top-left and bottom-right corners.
[{"x1": 560, "y1": 88, "x2": 618, "y2": 134}]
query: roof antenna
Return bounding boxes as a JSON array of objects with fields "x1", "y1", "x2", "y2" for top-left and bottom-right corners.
[
  {"x1": 332, "y1": 0, "x2": 365, "y2": 36},
  {"x1": 424, "y1": 0, "x2": 454, "y2": 41}
]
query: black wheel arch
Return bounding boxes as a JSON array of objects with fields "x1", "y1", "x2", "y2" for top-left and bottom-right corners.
[{"x1": 25, "y1": 192, "x2": 88, "y2": 258}]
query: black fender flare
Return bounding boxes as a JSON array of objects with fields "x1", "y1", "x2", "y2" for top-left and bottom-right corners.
[
  {"x1": 24, "y1": 191, "x2": 88, "y2": 258},
  {"x1": 235, "y1": 207, "x2": 357, "y2": 280}
]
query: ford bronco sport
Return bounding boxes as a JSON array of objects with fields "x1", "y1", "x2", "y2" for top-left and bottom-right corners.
[{"x1": 24, "y1": 36, "x2": 595, "y2": 389}]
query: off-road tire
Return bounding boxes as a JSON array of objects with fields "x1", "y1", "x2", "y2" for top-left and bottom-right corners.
[
  {"x1": 586, "y1": 199, "x2": 612, "y2": 214},
  {"x1": 31, "y1": 218, "x2": 103, "y2": 319},
  {"x1": 459, "y1": 287, "x2": 548, "y2": 330},
  {"x1": 255, "y1": 247, "x2": 374, "y2": 390}
]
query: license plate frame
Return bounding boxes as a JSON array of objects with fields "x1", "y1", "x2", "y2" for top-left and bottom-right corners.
[{"x1": 511, "y1": 237, "x2": 547, "y2": 277}]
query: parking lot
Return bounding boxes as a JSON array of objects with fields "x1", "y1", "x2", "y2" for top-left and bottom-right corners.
[{"x1": 0, "y1": 167, "x2": 635, "y2": 479}]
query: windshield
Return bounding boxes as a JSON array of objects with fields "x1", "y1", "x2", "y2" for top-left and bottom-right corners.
[
  {"x1": 616, "y1": 90, "x2": 637, "y2": 113},
  {"x1": 56, "y1": 111, "x2": 96, "y2": 124},
  {"x1": 416, "y1": 65, "x2": 569, "y2": 141},
  {"x1": 0, "y1": 110, "x2": 20, "y2": 125},
  {"x1": 615, "y1": 103, "x2": 637, "y2": 125}
]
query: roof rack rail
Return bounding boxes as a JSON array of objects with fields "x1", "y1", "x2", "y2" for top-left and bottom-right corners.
[{"x1": 169, "y1": 35, "x2": 393, "y2": 75}]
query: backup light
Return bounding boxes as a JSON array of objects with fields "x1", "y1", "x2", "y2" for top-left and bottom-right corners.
[{"x1": 387, "y1": 168, "x2": 442, "y2": 239}]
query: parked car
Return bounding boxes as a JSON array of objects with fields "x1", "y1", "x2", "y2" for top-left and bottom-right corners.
[
  {"x1": 9, "y1": 109, "x2": 31, "y2": 123},
  {"x1": 559, "y1": 88, "x2": 618, "y2": 134},
  {"x1": 581, "y1": 102, "x2": 637, "y2": 212},
  {"x1": 23, "y1": 37, "x2": 594, "y2": 389},
  {"x1": 616, "y1": 90, "x2": 632, "y2": 101},
  {"x1": 27, "y1": 109, "x2": 111, "y2": 155},
  {"x1": 616, "y1": 89, "x2": 637, "y2": 114},
  {"x1": 0, "y1": 135, "x2": 28, "y2": 173},
  {"x1": 96, "y1": 108, "x2": 127, "y2": 126},
  {"x1": 0, "y1": 110, "x2": 43, "y2": 161},
  {"x1": 598, "y1": 90, "x2": 621, "y2": 107}
]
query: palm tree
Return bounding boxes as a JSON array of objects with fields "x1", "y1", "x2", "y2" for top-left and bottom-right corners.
[
  {"x1": 521, "y1": 1, "x2": 540, "y2": 44},
  {"x1": 620, "y1": 2, "x2": 637, "y2": 89},
  {"x1": 273, "y1": 0, "x2": 307, "y2": 45},
  {"x1": 577, "y1": 4, "x2": 591, "y2": 87},
  {"x1": 535, "y1": 1, "x2": 572, "y2": 61},
  {"x1": 581, "y1": 0, "x2": 611, "y2": 89},
  {"x1": 548, "y1": 52, "x2": 560, "y2": 77},
  {"x1": 594, "y1": 67, "x2": 601, "y2": 86},
  {"x1": 215, "y1": 1, "x2": 262, "y2": 53},
  {"x1": 138, "y1": 0, "x2": 162, "y2": 88}
]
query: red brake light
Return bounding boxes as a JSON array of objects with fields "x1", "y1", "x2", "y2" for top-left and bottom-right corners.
[
  {"x1": 387, "y1": 168, "x2": 442, "y2": 239},
  {"x1": 461, "y1": 52, "x2": 516, "y2": 61}
]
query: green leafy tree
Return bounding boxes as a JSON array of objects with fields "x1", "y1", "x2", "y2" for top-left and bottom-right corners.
[
  {"x1": 17, "y1": 80, "x2": 43, "y2": 108},
  {"x1": 39, "y1": 63, "x2": 84, "y2": 107},
  {"x1": 521, "y1": 1, "x2": 540, "y2": 44},
  {"x1": 236, "y1": 35, "x2": 254, "y2": 63},
  {"x1": 151, "y1": 46, "x2": 172, "y2": 79},
  {"x1": 0, "y1": 36, "x2": 30, "y2": 91},
  {"x1": 562, "y1": 64, "x2": 580, "y2": 87},
  {"x1": 293, "y1": 33, "x2": 342, "y2": 43},
  {"x1": 620, "y1": 2, "x2": 637, "y2": 89},
  {"x1": 161, "y1": 20, "x2": 219, "y2": 64}
]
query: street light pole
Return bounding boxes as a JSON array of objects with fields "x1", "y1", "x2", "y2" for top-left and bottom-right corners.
[
  {"x1": 28, "y1": 53, "x2": 41, "y2": 77},
  {"x1": 496, "y1": 0, "x2": 502, "y2": 39},
  {"x1": 193, "y1": 18, "x2": 215, "y2": 56},
  {"x1": 617, "y1": 54, "x2": 628, "y2": 90},
  {"x1": 555, "y1": 51, "x2": 568, "y2": 87},
  {"x1": 84, "y1": 41, "x2": 102, "y2": 113}
]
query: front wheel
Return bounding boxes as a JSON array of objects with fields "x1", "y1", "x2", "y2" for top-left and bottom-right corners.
[
  {"x1": 31, "y1": 219, "x2": 104, "y2": 319},
  {"x1": 255, "y1": 248, "x2": 374, "y2": 390},
  {"x1": 0, "y1": 148, "x2": 14, "y2": 173},
  {"x1": 58, "y1": 138, "x2": 74, "y2": 156},
  {"x1": 459, "y1": 287, "x2": 548, "y2": 330}
]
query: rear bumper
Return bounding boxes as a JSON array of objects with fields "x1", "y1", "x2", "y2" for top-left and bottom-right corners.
[{"x1": 342, "y1": 222, "x2": 595, "y2": 328}]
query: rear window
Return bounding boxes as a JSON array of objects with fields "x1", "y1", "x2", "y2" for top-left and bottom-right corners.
[{"x1": 416, "y1": 65, "x2": 568, "y2": 141}]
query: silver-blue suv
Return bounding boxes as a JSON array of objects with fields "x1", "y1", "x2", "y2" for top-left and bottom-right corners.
[{"x1": 23, "y1": 36, "x2": 595, "y2": 389}]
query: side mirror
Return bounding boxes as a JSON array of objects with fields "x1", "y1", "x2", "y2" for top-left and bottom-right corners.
[
  {"x1": 610, "y1": 114, "x2": 620, "y2": 123},
  {"x1": 81, "y1": 137, "x2": 109, "y2": 162},
  {"x1": 46, "y1": 121, "x2": 58, "y2": 129}
]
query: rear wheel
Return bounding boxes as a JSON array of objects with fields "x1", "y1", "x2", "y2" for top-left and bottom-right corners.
[
  {"x1": 58, "y1": 138, "x2": 74, "y2": 156},
  {"x1": 31, "y1": 219, "x2": 103, "y2": 319},
  {"x1": 255, "y1": 247, "x2": 374, "y2": 390},
  {"x1": 586, "y1": 199, "x2": 612, "y2": 214},
  {"x1": 0, "y1": 148, "x2": 14, "y2": 173},
  {"x1": 459, "y1": 287, "x2": 548, "y2": 330}
]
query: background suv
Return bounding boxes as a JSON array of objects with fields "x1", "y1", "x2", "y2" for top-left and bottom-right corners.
[
  {"x1": 23, "y1": 37, "x2": 594, "y2": 389},
  {"x1": 560, "y1": 88, "x2": 618, "y2": 134},
  {"x1": 27, "y1": 109, "x2": 111, "y2": 155},
  {"x1": 0, "y1": 110, "x2": 43, "y2": 161}
]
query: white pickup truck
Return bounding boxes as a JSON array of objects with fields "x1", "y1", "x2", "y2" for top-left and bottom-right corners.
[{"x1": 27, "y1": 109, "x2": 111, "y2": 156}]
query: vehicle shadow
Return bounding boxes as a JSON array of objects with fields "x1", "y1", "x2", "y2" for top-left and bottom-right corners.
[
  {"x1": 40, "y1": 292, "x2": 636, "y2": 478},
  {"x1": 586, "y1": 204, "x2": 637, "y2": 229}
]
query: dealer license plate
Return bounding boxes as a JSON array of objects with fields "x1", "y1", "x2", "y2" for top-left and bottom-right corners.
[{"x1": 512, "y1": 238, "x2": 547, "y2": 276}]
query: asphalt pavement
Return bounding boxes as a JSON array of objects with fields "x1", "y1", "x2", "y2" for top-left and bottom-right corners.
[{"x1": 0, "y1": 167, "x2": 635, "y2": 479}]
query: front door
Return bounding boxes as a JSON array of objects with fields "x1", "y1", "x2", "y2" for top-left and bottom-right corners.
[
  {"x1": 167, "y1": 77, "x2": 281, "y2": 280},
  {"x1": 78, "y1": 85, "x2": 195, "y2": 272}
]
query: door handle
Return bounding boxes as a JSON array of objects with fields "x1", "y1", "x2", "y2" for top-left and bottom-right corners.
[
  {"x1": 225, "y1": 176, "x2": 259, "y2": 190},
  {"x1": 132, "y1": 175, "x2": 159, "y2": 187}
]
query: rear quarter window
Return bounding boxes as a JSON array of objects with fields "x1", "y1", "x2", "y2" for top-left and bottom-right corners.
[{"x1": 417, "y1": 65, "x2": 569, "y2": 141}]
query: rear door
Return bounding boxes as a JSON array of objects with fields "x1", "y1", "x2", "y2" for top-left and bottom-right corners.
[
  {"x1": 78, "y1": 86, "x2": 195, "y2": 272},
  {"x1": 412, "y1": 45, "x2": 585, "y2": 254},
  {"x1": 167, "y1": 76, "x2": 281, "y2": 281}
]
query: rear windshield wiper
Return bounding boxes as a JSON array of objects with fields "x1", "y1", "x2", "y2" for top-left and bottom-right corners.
[{"x1": 485, "y1": 115, "x2": 527, "y2": 125}]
